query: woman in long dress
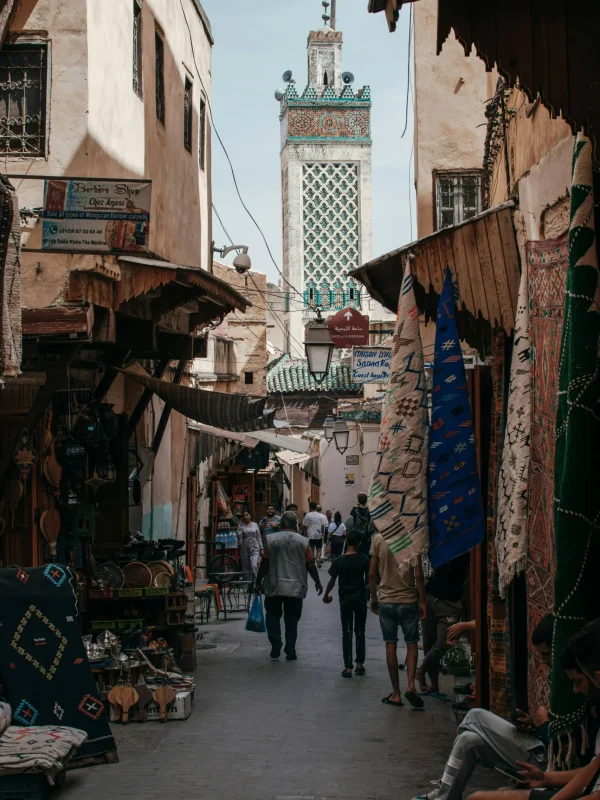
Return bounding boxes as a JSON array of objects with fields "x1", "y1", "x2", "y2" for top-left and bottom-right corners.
[{"x1": 237, "y1": 511, "x2": 262, "y2": 579}]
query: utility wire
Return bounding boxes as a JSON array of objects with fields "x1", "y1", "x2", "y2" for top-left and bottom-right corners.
[
  {"x1": 180, "y1": 0, "x2": 303, "y2": 298},
  {"x1": 401, "y1": 4, "x2": 413, "y2": 139}
]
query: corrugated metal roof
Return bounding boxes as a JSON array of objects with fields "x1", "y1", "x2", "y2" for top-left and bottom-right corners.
[{"x1": 267, "y1": 354, "x2": 362, "y2": 395}]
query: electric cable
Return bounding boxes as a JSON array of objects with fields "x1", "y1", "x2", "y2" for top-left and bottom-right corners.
[{"x1": 400, "y1": 4, "x2": 413, "y2": 139}]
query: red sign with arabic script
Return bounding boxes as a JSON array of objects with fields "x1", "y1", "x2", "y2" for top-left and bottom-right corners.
[{"x1": 328, "y1": 307, "x2": 370, "y2": 347}]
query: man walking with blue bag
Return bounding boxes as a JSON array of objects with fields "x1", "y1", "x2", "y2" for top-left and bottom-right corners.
[{"x1": 255, "y1": 511, "x2": 323, "y2": 661}]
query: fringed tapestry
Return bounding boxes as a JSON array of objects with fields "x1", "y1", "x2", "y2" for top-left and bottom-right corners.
[
  {"x1": 368, "y1": 270, "x2": 429, "y2": 571},
  {"x1": 428, "y1": 268, "x2": 485, "y2": 568},
  {"x1": 0, "y1": 177, "x2": 22, "y2": 378},
  {"x1": 496, "y1": 264, "x2": 531, "y2": 598},
  {"x1": 487, "y1": 331, "x2": 514, "y2": 718},
  {"x1": 550, "y1": 134, "x2": 600, "y2": 767},
  {"x1": 0, "y1": 565, "x2": 117, "y2": 762},
  {"x1": 526, "y1": 233, "x2": 567, "y2": 721}
]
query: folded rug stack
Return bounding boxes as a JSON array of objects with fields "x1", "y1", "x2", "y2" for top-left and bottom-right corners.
[{"x1": 0, "y1": 703, "x2": 87, "y2": 785}]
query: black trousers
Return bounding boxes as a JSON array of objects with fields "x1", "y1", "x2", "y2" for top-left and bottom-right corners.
[
  {"x1": 264, "y1": 596, "x2": 303, "y2": 652},
  {"x1": 330, "y1": 538, "x2": 345, "y2": 561},
  {"x1": 340, "y1": 594, "x2": 367, "y2": 668}
]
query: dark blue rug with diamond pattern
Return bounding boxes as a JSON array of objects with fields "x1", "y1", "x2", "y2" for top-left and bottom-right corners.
[{"x1": 0, "y1": 564, "x2": 116, "y2": 761}]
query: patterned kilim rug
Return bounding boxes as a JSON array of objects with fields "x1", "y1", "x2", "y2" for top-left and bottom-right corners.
[
  {"x1": 496, "y1": 263, "x2": 531, "y2": 598},
  {"x1": 487, "y1": 331, "x2": 514, "y2": 718},
  {"x1": 368, "y1": 269, "x2": 429, "y2": 571},
  {"x1": 526, "y1": 232, "x2": 567, "y2": 718},
  {"x1": 550, "y1": 135, "x2": 600, "y2": 766},
  {"x1": 428, "y1": 268, "x2": 485, "y2": 568},
  {"x1": 0, "y1": 565, "x2": 117, "y2": 762}
]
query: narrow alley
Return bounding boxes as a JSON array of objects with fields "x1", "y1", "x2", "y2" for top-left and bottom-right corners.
[{"x1": 58, "y1": 591, "x2": 459, "y2": 800}]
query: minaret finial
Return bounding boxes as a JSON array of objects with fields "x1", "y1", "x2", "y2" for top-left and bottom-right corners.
[{"x1": 321, "y1": 1, "x2": 331, "y2": 27}]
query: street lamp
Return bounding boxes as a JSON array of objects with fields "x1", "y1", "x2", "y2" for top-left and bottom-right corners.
[
  {"x1": 323, "y1": 416, "x2": 334, "y2": 442},
  {"x1": 304, "y1": 311, "x2": 334, "y2": 382},
  {"x1": 333, "y1": 419, "x2": 350, "y2": 454}
]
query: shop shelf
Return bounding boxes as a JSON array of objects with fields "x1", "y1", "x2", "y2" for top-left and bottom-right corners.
[
  {"x1": 90, "y1": 619, "x2": 117, "y2": 630},
  {"x1": 118, "y1": 589, "x2": 143, "y2": 598},
  {"x1": 144, "y1": 587, "x2": 169, "y2": 596}
]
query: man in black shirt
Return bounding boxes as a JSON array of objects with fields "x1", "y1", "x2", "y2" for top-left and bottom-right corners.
[
  {"x1": 323, "y1": 529, "x2": 370, "y2": 677},
  {"x1": 350, "y1": 492, "x2": 373, "y2": 556},
  {"x1": 416, "y1": 552, "x2": 470, "y2": 695}
]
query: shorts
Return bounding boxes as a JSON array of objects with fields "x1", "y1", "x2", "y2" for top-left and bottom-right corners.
[
  {"x1": 529, "y1": 791, "x2": 557, "y2": 800},
  {"x1": 378, "y1": 601, "x2": 420, "y2": 644},
  {"x1": 309, "y1": 538, "x2": 323, "y2": 549}
]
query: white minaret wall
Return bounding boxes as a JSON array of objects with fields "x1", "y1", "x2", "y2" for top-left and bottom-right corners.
[{"x1": 279, "y1": 24, "x2": 384, "y2": 358}]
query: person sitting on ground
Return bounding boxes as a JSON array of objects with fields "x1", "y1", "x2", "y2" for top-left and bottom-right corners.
[
  {"x1": 467, "y1": 618, "x2": 600, "y2": 800},
  {"x1": 412, "y1": 614, "x2": 555, "y2": 800},
  {"x1": 322, "y1": 529, "x2": 370, "y2": 678},
  {"x1": 416, "y1": 552, "x2": 470, "y2": 696},
  {"x1": 255, "y1": 511, "x2": 323, "y2": 661},
  {"x1": 369, "y1": 533, "x2": 426, "y2": 708},
  {"x1": 328, "y1": 511, "x2": 347, "y2": 561},
  {"x1": 420, "y1": 617, "x2": 600, "y2": 800}
]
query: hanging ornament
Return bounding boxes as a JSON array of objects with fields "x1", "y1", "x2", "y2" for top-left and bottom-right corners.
[{"x1": 13, "y1": 429, "x2": 37, "y2": 489}]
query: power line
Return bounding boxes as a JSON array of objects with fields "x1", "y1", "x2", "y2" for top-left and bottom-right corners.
[
  {"x1": 400, "y1": 3, "x2": 413, "y2": 139},
  {"x1": 179, "y1": 0, "x2": 303, "y2": 299}
]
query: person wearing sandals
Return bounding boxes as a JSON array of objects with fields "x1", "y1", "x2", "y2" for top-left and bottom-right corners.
[
  {"x1": 322, "y1": 529, "x2": 369, "y2": 677},
  {"x1": 369, "y1": 533, "x2": 426, "y2": 708}
]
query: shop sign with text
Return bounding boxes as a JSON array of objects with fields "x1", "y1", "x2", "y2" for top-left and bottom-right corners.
[
  {"x1": 351, "y1": 346, "x2": 392, "y2": 383},
  {"x1": 41, "y1": 179, "x2": 151, "y2": 253}
]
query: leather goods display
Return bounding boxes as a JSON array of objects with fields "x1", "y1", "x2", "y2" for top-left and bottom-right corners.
[
  {"x1": 134, "y1": 684, "x2": 153, "y2": 723},
  {"x1": 152, "y1": 685, "x2": 176, "y2": 722},
  {"x1": 107, "y1": 683, "x2": 139, "y2": 724}
]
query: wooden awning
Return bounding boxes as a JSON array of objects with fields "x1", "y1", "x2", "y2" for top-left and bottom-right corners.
[
  {"x1": 350, "y1": 202, "x2": 521, "y2": 344},
  {"x1": 437, "y1": 0, "x2": 600, "y2": 160}
]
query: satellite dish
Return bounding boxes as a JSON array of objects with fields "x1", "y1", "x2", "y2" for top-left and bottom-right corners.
[
  {"x1": 282, "y1": 70, "x2": 293, "y2": 83},
  {"x1": 274, "y1": 88, "x2": 285, "y2": 102},
  {"x1": 342, "y1": 71, "x2": 355, "y2": 85}
]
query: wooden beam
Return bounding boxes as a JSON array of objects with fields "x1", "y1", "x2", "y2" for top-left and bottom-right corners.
[
  {"x1": 115, "y1": 317, "x2": 157, "y2": 352},
  {"x1": 151, "y1": 359, "x2": 186, "y2": 455},
  {"x1": 22, "y1": 306, "x2": 94, "y2": 338},
  {"x1": 127, "y1": 358, "x2": 169, "y2": 436},
  {"x1": 92, "y1": 306, "x2": 117, "y2": 343},
  {"x1": 93, "y1": 351, "x2": 131, "y2": 402}
]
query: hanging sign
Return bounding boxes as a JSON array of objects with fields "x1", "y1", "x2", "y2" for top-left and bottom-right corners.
[
  {"x1": 328, "y1": 307, "x2": 369, "y2": 347},
  {"x1": 41, "y1": 179, "x2": 151, "y2": 253},
  {"x1": 351, "y1": 346, "x2": 392, "y2": 383}
]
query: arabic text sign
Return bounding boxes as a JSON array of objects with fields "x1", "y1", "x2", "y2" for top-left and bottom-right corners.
[
  {"x1": 328, "y1": 307, "x2": 369, "y2": 347},
  {"x1": 41, "y1": 179, "x2": 151, "y2": 253},
  {"x1": 352, "y1": 346, "x2": 392, "y2": 383}
]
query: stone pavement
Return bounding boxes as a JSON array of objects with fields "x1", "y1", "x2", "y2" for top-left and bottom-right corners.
[{"x1": 57, "y1": 584, "x2": 494, "y2": 800}]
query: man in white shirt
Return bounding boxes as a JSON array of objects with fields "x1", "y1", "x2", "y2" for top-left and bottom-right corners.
[{"x1": 303, "y1": 501, "x2": 327, "y2": 565}]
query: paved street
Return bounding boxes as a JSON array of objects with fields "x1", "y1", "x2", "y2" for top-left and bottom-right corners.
[{"x1": 59, "y1": 586, "x2": 467, "y2": 800}]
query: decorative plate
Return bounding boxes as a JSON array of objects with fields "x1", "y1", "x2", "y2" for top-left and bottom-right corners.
[
  {"x1": 122, "y1": 561, "x2": 152, "y2": 589},
  {"x1": 154, "y1": 572, "x2": 172, "y2": 589},
  {"x1": 96, "y1": 562, "x2": 124, "y2": 590},
  {"x1": 147, "y1": 560, "x2": 174, "y2": 579}
]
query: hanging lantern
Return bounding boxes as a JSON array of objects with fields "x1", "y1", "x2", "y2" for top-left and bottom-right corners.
[
  {"x1": 333, "y1": 419, "x2": 350, "y2": 454},
  {"x1": 304, "y1": 315, "x2": 334, "y2": 382},
  {"x1": 323, "y1": 416, "x2": 335, "y2": 441}
]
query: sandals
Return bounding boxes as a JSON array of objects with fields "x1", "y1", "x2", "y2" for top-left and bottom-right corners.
[
  {"x1": 405, "y1": 690, "x2": 425, "y2": 709},
  {"x1": 382, "y1": 693, "x2": 403, "y2": 707},
  {"x1": 355, "y1": 665, "x2": 366, "y2": 675},
  {"x1": 342, "y1": 668, "x2": 353, "y2": 678}
]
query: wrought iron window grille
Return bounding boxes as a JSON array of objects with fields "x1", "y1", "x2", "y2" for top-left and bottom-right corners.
[
  {"x1": 0, "y1": 43, "x2": 48, "y2": 157},
  {"x1": 434, "y1": 170, "x2": 482, "y2": 231},
  {"x1": 155, "y1": 31, "x2": 165, "y2": 124},
  {"x1": 133, "y1": 0, "x2": 143, "y2": 98},
  {"x1": 184, "y1": 77, "x2": 193, "y2": 152}
]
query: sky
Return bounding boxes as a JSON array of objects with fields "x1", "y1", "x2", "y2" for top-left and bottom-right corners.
[{"x1": 202, "y1": 0, "x2": 414, "y2": 285}]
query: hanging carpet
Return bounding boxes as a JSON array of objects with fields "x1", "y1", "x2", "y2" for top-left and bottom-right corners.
[
  {"x1": 427, "y1": 268, "x2": 485, "y2": 568},
  {"x1": 487, "y1": 331, "x2": 514, "y2": 718},
  {"x1": 367, "y1": 269, "x2": 429, "y2": 572},
  {"x1": 121, "y1": 368, "x2": 276, "y2": 432},
  {"x1": 550, "y1": 134, "x2": 600, "y2": 765},
  {"x1": 496, "y1": 263, "x2": 532, "y2": 598},
  {"x1": 525, "y1": 233, "x2": 567, "y2": 721},
  {"x1": 0, "y1": 177, "x2": 22, "y2": 378},
  {"x1": 0, "y1": 565, "x2": 117, "y2": 762}
]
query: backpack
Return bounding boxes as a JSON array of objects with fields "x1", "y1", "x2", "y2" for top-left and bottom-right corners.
[{"x1": 352, "y1": 506, "x2": 371, "y2": 540}]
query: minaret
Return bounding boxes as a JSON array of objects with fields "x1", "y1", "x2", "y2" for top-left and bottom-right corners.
[{"x1": 277, "y1": 2, "x2": 373, "y2": 357}]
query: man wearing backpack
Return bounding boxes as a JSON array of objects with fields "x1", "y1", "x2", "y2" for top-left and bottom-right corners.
[{"x1": 350, "y1": 493, "x2": 373, "y2": 556}]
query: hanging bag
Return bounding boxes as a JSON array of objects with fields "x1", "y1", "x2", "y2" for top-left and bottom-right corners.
[{"x1": 245, "y1": 593, "x2": 266, "y2": 633}]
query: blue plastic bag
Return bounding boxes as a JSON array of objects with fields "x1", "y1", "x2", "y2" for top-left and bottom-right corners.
[{"x1": 245, "y1": 594, "x2": 266, "y2": 633}]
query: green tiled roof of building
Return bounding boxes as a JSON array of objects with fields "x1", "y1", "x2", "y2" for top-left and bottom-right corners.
[{"x1": 267, "y1": 354, "x2": 362, "y2": 395}]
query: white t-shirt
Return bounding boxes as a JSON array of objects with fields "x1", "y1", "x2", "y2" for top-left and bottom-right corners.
[
  {"x1": 328, "y1": 521, "x2": 346, "y2": 537},
  {"x1": 304, "y1": 511, "x2": 326, "y2": 539}
]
